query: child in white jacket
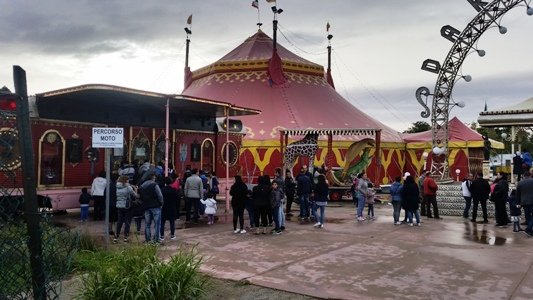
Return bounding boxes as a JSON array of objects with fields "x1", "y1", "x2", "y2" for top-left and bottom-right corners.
[{"x1": 201, "y1": 192, "x2": 217, "y2": 225}]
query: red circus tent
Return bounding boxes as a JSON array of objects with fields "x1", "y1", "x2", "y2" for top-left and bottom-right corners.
[
  {"x1": 401, "y1": 116, "x2": 503, "y2": 179},
  {"x1": 402, "y1": 117, "x2": 503, "y2": 149},
  {"x1": 182, "y1": 30, "x2": 403, "y2": 144}
]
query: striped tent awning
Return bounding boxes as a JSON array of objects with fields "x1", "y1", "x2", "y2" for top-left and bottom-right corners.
[{"x1": 280, "y1": 128, "x2": 381, "y2": 136}]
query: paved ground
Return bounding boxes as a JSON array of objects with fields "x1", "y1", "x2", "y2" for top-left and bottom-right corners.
[{"x1": 59, "y1": 202, "x2": 533, "y2": 300}]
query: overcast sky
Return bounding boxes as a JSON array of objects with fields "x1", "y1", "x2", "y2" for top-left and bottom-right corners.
[{"x1": 1, "y1": 0, "x2": 532, "y2": 132}]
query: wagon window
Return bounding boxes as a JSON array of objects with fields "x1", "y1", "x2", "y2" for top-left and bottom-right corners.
[
  {"x1": 130, "y1": 129, "x2": 151, "y2": 165},
  {"x1": 39, "y1": 131, "x2": 64, "y2": 185},
  {"x1": 201, "y1": 139, "x2": 214, "y2": 174}
]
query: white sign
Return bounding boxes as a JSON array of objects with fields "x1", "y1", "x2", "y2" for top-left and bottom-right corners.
[{"x1": 92, "y1": 127, "x2": 124, "y2": 148}]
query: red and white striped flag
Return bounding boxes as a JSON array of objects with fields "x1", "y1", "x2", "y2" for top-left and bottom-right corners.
[{"x1": 251, "y1": 0, "x2": 258, "y2": 8}]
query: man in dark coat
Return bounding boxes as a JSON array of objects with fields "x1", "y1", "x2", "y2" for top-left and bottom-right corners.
[
  {"x1": 469, "y1": 172, "x2": 490, "y2": 223},
  {"x1": 160, "y1": 177, "x2": 180, "y2": 240},
  {"x1": 516, "y1": 171, "x2": 533, "y2": 236},
  {"x1": 492, "y1": 172, "x2": 510, "y2": 227},
  {"x1": 296, "y1": 166, "x2": 312, "y2": 221},
  {"x1": 513, "y1": 152, "x2": 524, "y2": 182}
]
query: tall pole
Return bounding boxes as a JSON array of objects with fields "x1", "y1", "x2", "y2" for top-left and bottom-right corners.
[
  {"x1": 185, "y1": 38, "x2": 190, "y2": 69},
  {"x1": 164, "y1": 98, "x2": 170, "y2": 177},
  {"x1": 104, "y1": 148, "x2": 110, "y2": 247},
  {"x1": 225, "y1": 107, "x2": 230, "y2": 213},
  {"x1": 272, "y1": 19, "x2": 278, "y2": 50},
  {"x1": 375, "y1": 130, "x2": 381, "y2": 188},
  {"x1": 14, "y1": 65, "x2": 46, "y2": 299}
]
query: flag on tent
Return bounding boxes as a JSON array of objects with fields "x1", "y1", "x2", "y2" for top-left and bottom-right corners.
[
  {"x1": 326, "y1": 22, "x2": 330, "y2": 32},
  {"x1": 252, "y1": 0, "x2": 258, "y2": 8},
  {"x1": 187, "y1": 14, "x2": 192, "y2": 25}
]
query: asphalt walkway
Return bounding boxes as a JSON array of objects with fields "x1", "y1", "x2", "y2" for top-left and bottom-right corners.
[{"x1": 60, "y1": 203, "x2": 533, "y2": 299}]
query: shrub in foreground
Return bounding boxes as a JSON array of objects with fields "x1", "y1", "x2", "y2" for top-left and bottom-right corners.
[{"x1": 75, "y1": 245, "x2": 208, "y2": 300}]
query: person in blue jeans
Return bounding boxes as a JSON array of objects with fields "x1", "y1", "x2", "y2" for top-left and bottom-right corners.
[
  {"x1": 139, "y1": 173, "x2": 164, "y2": 243},
  {"x1": 78, "y1": 187, "x2": 91, "y2": 222},
  {"x1": 401, "y1": 175, "x2": 421, "y2": 226},
  {"x1": 313, "y1": 174, "x2": 329, "y2": 228},
  {"x1": 296, "y1": 166, "x2": 312, "y2": 221},
  {"x1": 356, "y1": 172, "x2": 369, "y2": 221},
  {"x1": 390, "y1": 176, "x2": 403, "y2": 225},
  {"x1": 461, "y1": 174, "x2": 473, "y2": 219}
]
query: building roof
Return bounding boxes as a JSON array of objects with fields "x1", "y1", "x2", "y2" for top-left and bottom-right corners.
[
  {"x1": 478, "y1": 96, "x2": 533, "y2": 127},
  {"x1": 182, "y1": 30, "x2": 403, "y2": 142},
  {"x1": 35, "y1": 84, "x2": 260, "y2": 130}
]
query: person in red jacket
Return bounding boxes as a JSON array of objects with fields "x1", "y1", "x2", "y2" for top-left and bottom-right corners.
[{"x1": 423, "y1": 171, "x2": 440, "y2": 219}]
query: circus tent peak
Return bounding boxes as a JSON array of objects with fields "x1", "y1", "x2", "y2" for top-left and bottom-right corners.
[{"x1": 182, "y1": 29, "x2": 403, "y2": 143}]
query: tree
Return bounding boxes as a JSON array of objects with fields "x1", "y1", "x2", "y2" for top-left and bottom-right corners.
[{"x1": 403, "y1": 121, "x2": 431, "y2": 133}]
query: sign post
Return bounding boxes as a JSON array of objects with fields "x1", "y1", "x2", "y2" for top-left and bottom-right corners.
[{"x1": 92, "y1": 127, "x2": 123, "y2": 247}]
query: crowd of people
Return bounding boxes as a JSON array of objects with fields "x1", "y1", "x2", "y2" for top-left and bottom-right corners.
[
  {"x1": 84, "y1": 160, "x2": 220, "y2": 244},
  {"x1": 468, "y1": 170, "x2": 533, "y2": 236},
  {"x1": 81, "y1": 162, "x2": 335, "y2": 242},
  {"x1": 82, "y1": 158, "x2": 533, "y2": 244}
]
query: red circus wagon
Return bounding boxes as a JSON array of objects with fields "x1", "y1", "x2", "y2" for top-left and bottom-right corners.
[{"x1": 0, "y1": 84, "x2": 259, "y2": 211}]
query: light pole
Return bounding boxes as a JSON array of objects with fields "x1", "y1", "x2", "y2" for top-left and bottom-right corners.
[
  {"x1": 455, "y1": 169, "x2": 461, "y2": 182},
  {"x1": 501, "y1": 132, "x2": 514, "y2": 181}
]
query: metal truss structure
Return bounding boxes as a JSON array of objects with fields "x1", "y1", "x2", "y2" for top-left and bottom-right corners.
[{"x1": 417, "y1": 0, "x2": 532, "y2": 179}]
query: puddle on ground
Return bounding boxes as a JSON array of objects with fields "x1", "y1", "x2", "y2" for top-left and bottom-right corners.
[{"x1": 463, "y1": 221, "x2": 509, "y2": 245}]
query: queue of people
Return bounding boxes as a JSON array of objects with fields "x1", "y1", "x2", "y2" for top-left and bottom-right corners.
[
  {"x1": 82, "y1": 159, "x2": 533, "y2": 243},
  {"x1": 82, "y1": 160, "x2": 225, "y2": 245}
]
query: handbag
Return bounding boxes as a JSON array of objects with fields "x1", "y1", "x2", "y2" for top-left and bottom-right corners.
[{"x1": 125, "y1": 194, "x2": 133, "y2": 209}]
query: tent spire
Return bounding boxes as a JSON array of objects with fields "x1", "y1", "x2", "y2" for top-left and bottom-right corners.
[
  {"x1": 184, "y1": 14, "x2": 193, "y2": 89},
  {"x1": 266, "y1": 1, "x2": 286, "y2": 86},
  {"x1": 326, "y1": 22, "x2": 335, "y2": 89}
]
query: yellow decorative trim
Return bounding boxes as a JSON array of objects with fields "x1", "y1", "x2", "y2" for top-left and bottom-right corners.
[
  {"x1": 380, "y1": 149, "x2": 396, "y2": 177},
  {"x1": 406, "y1": 141, "x2": 504, "y2": 150},
  {"x1": 447, "y1": 148, "x2": 464, "y2": 167},
  {"x1": 406, "y1": 150, "x2": 426, "y2": 176},
  {"x1": 191, "y1": 59, "x2": 324, "y2": 80},
  {"x1": 245, "y1": 147, "x2": 278, "y2": 173},
  {"x1": 242, "y1": 139, "x2": 404, "y2": 149},
  {"x1": 314, "y1": 148, "x2": 328, "y2": 167}
]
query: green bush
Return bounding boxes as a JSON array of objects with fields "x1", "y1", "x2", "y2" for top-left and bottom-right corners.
[{"x1": 75, "y1": 245, "x2": 209, "y2": 300}]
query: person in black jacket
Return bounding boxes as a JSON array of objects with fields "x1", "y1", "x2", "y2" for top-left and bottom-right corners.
[
  {"x1": 104, "y1": 173, "x2": 119, "y2": 235},
  {"x1": 252, "y1": 175, "x2": 272, "y2": 234},
  {"x1": 230, "y1": 175, "x2": 249, "y2": 234},
  {"x1": 296, "y1": 167, "x2": 312, "y2": 221},
  {"x1": 492, "y1": 172, "x2": 510, "y2": 227},
  {"x1": 160, "y1": 177, "x2": 180, "y2": 241},
  {"x1": 401, "y1": 176, "x2": 421, "y2": 226},
  {"x1": 139, "y1": 173, "x2": 164, "y2": 243},
  {"x1": 470, "y1": 172, "x2": 490, "y2": 223},
  {"x1": 516, "y1": 171, "x2": 533, "y2": 236},
  {"x1": 284, "y1": 169, "x2": 296, "y2": 217},
  {"x1": 513, "y1": 152, "x2": 524, "y2": 182}
]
